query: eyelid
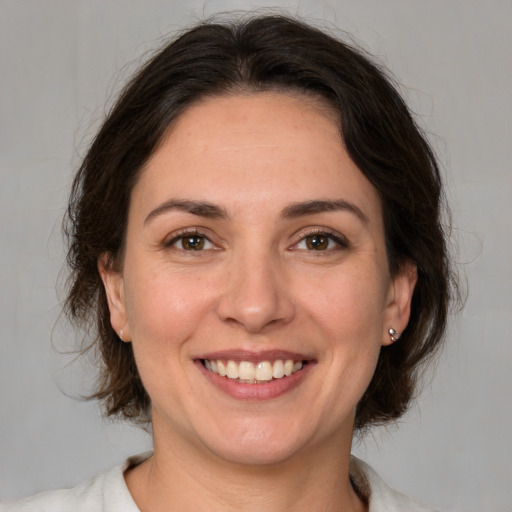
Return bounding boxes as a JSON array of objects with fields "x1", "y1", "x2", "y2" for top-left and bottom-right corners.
[
  {"x1": 290, "y1": 227, "x2": 350, "y2": 250},
  {"x1": 163, "y1": 227, "x2": 216, "y2": 249}
]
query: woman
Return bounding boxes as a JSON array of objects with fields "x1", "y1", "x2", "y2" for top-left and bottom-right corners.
[{"x1": 5, "y1": 14, "x2": 455, "y2": 512}]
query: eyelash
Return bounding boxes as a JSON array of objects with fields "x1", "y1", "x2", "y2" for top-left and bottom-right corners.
[
  {"x1": 292, "y1": 229, "x2": 349, "y2": 252},
  {"x1": 164, "y1": 228, "x2": 349, "y2": 252},
  {"x1": 164, "y1": 229, "x2": 215, "y2": 251}
]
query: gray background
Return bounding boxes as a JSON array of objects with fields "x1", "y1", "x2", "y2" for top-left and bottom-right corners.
[{"x1": 1, "y1": 1, "x2": 511, "y2": 510}]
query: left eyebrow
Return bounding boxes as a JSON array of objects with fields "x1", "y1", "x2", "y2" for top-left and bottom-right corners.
[{"x1": 281, "y1": 199, "x2": 368, "y2": 225}]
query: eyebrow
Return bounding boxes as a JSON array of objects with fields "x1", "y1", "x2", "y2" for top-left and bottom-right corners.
[
  {"x1": 144, "y1": 199, "x2": 228, "y2": 224},
  {"x1": 144, "y1": 198, "x2": 368, "y2": 225},
  {"x1": 281, "y1": 199, "x2": 368, "y2": 224}
]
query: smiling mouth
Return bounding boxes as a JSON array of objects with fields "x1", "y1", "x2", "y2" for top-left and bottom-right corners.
[{"x1": 202, "y1": 359, "x2": 306, "y2": 384}]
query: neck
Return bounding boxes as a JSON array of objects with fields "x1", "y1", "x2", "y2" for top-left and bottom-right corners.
[{"x1": 125, "y1": 421, "x2": 367, "y2": 512}]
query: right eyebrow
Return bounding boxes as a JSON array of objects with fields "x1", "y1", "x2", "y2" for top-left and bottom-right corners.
[{"x1": 144, "y1": 199, "x2": 228, "y2": 225}]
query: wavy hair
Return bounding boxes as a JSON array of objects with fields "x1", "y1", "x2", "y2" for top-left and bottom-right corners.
[{"x1": 64, "y1": 15, "x2": 458, "y2": 430}]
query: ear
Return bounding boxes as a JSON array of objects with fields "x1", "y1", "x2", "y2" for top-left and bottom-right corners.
[
  {"x1": 98, "y1": 254, "x2": 131, "y2": 342},
  {"x1": 382, "y1": 261, "x2": 418, "y2": 346}
]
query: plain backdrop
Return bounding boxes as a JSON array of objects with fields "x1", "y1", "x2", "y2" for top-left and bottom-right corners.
[{"x1": 1, "y1": 1, "x2": 511, "y2": 510}]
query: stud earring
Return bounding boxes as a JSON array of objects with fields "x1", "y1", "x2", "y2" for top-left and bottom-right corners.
[
  {"x1": 388, "y1": 328, "x2": 400, "y2": 343},
  {"x1": 119, "y1": 329, "x2": 124, "y2": 341}
]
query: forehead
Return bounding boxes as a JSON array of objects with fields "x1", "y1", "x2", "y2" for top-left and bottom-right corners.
[{"x1": 133, "y1": 92, "x2": 382, "y2": 222}]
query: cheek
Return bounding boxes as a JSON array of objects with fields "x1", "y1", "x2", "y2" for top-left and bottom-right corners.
[
  {"x1": 123, "y1": 263, "x2": 215, "y2": 348},
  {"x1": 302, "y1": 265, "x2": 387, "y2": 386},
  {"x1": 304, "y1": 265, "x2": 388, "y2": 335},
  {"x1": 122, "y1": 266, "x2": 215, "y2": 407}
]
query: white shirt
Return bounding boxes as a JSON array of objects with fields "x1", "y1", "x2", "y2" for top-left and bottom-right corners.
[{"x1": 3, "y1": 453, "x2": 436, "y2": 511}]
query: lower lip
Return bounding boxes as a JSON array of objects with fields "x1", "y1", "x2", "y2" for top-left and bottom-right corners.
[{"x1": 195, "y1": 360, "x2": 314, "y2": 401}]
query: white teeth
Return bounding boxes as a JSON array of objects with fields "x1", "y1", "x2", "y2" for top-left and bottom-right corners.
[
  {"x1": 239, "y1": 361, "x2": 255, "y2": 380},
  {"x1": 226, "y1": 360, "x2": 239, "y2": 379},
  {"x1": 204, "y1": 358, "x2": 305, "y2": 383},
  {"x1": 272, "y1": 360, "x2": 285, "y2": 379},
  {"x1": 217, "y1": 360, "x2": 227, "y2": 377},
  {"x1": 255, "y1": 361, "x2": 273, "y2": 381}
]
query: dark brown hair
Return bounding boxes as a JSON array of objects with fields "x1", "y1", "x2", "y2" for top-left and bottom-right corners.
[{"x1": 65, "y1": 14, "x2": 457, "y2": 430}]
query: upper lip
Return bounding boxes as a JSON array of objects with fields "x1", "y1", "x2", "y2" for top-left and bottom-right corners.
[{"x1": 196, "y1": 349, "x2": 314, "y2": 363}]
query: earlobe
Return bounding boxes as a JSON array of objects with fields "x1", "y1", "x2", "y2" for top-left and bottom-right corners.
[
  {"x1": 98, "y1": 254, "x2": 131, "y2": 342},
  {"x1": 383, "y1": 261, "x2": 417, "y2": 346}
]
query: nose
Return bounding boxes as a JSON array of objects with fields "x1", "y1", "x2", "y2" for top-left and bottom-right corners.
[{"x1": 216, "y1": 250, "x2": 296, "y2": 334}]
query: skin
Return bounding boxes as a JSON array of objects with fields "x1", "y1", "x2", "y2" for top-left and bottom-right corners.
[{"x1": 100, "y1": 92, "x2": 417, "y2": 512}]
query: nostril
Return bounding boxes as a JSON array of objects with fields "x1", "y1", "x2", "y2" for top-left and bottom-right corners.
[{"x1": 215, "y1": 267, "x2": 296, "y2": 334}]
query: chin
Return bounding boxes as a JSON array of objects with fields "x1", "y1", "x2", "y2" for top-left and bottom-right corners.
[
  {"x1": 195, "y1": 416, "x2": 322, "y2": 467},
  {"x1": 208, "y1": 438, "x2": 303, "y2": 467}
]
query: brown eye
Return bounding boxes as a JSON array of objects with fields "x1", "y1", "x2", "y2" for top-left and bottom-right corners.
[
  {"x1": 305, "y1": 234, "x2": 330, "y2": 250},
  {"x1": 181, "y1": 235, "x2": 205, "y2": 250},
  {"x1": 294, "y1": 231, "x2": 348, "y2": 252},
  {"x1": 166, "y1": 231, "x2": 215, "y2": 251}
]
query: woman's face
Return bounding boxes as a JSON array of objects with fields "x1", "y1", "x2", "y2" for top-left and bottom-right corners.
[{"x1": 101, "y1": 92, "x2": 416, "y2": 465}]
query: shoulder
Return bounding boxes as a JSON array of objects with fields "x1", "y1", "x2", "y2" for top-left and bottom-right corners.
[
  {"x1": 1, "y1": 453, "x2": 150, "y2": 512},
  {"x1": 350, "y1": 456, "x2": 439, "y2": 512}
]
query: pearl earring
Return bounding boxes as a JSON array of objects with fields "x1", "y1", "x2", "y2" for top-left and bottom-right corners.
[{"x1": 388, "y1": 328, "x2": 400, "y2": 342}]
